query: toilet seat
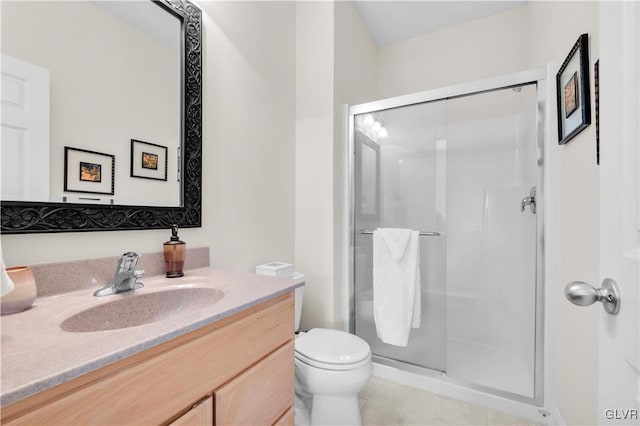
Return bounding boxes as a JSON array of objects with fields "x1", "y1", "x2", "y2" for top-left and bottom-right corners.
[
  {"x1": 295, "y1": 328, "x2": 371, "y2": 371},
  {"x1": 295, "y1": 351, "x2": 370, "y2": 371}
]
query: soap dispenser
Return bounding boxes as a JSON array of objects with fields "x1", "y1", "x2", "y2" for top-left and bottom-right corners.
[{"x1": 163, "y1": 224, "x2": 185, "y2": 278}]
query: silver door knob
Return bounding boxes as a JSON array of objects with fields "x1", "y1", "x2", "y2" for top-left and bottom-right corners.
[{"x1": 564, "y1": 278, "x2": 621, "y2": 315}]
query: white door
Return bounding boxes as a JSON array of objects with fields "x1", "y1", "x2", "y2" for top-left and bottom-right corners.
[
  {"x1": 599, "y1": 2, "x2": 640, "y2": 424},
  {"x1": 1, "y1": 54, "x2": 50, "y2": 201}
]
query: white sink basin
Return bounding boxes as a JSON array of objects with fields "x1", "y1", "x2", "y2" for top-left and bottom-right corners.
[{"x1": 60, "y1": 287, "x2": 225, "y2": 332}]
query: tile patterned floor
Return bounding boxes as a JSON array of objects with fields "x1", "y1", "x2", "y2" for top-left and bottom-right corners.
[{"x1": 359, "y1": 377, "x2": 543, "y2": 426}]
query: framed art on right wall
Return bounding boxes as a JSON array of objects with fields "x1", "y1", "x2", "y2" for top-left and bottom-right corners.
[
  {"x1": 595, "y1": 59, "x2": 600, "y2": 164},
  {"x1": 556, "y1": 33, "x2": 591, "y2": 145}
]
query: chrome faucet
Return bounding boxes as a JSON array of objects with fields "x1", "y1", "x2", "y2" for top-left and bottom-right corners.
[{"x1": 93, "y1": 252, "x2": 145, "y2": 297}]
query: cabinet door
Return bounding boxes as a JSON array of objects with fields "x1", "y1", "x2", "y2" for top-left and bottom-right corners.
[
  {"x1": 273, "y1": 407, "x2": 294, "y2": 426},
  {"x1": 215, "y1": 340, "x2": 294, "y2": 426},
  {"x1": 169, "y1": 396, "x2": 213, "y2": 426}
]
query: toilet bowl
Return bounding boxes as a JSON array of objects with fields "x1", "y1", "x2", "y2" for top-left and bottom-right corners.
[
  {"x1": 290, "y1": 273, "x2": 372, "y2": 426},
  {"x1": 255, "y1": 267, "x2": 373, "y2": 426},
  {"x1": 294, "y1": 328, "x2": 372, "y2": 426}
]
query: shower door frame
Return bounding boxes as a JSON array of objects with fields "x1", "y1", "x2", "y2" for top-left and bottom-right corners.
[{"x1": 346, "y1": 68, "x2": 547, "y2": 406}]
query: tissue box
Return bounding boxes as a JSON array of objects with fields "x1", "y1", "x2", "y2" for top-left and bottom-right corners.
[{"x1": 255, "y1": 262, "x2": 294, "y2": 278}]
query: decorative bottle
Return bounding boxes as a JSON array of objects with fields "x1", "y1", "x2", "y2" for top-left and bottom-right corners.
[{"x1": 163, "y1": 224, "x2": 185, "y2": 278}]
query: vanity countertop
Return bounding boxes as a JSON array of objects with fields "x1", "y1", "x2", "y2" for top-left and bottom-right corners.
[{"x1": 0, "y1": 267, "x2": 302, "y2": 407}]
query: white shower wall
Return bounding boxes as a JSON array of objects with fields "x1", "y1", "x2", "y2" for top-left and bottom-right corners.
[{"x1": 445, "y1": 86, "x2": 537, "y2": 397}]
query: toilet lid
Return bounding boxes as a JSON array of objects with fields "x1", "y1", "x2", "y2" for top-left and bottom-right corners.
[{"x1": 294, "y1": 328, "x2": 371, "y2": 366}]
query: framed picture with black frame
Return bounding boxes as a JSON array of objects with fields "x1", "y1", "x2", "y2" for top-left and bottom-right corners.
[
  {"x1": 64, "y1": 147, "x2": 115, "y2": 195},
  {"x1": 130, "y1": 139, "x2": 168, "y2": 181},
  {"x1": 595, "y1": 59, "x2": 600, "y2": 164},
  {"x1": 556, "y1": 33, "x2": 591, "y2": 145}
]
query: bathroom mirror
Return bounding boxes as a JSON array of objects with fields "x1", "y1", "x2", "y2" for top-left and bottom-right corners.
[{"x1": 0, "y1": 0, "x2": 202, "y2": 234}]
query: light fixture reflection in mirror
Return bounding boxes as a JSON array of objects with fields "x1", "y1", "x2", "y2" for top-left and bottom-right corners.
[
  {"x1": 356, "y1": 113, "x2": 388, "y2": 142},
  {"x1": 0, "y1": 0, "x2": 203, "y2": 234}
]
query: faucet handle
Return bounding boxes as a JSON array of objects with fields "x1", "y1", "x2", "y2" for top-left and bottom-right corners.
[
  {"x1": 95, "y1": 253, "x2": 144, "y2": 296},
  {"x1": 117, "y1": 252, "x2": 141, "y2": 273},
  {"x1": 520, "y1": 186, "x2": 537, "y2": 214}
]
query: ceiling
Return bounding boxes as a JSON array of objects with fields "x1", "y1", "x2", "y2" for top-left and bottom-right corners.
[{"x1": 352, "y1": 1, "x2": 527, "y2": 46}]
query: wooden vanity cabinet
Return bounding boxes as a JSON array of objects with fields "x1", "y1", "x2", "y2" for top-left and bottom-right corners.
[{"x1": 2, "y1": 292, "x2": 295, "y2": 426}]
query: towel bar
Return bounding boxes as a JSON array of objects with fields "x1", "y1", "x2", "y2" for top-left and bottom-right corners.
[{"x1": 358, "y1": 229, "x2": 441, "y2": 237}]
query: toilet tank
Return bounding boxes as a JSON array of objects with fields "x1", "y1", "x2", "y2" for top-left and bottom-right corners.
[
  {"x1": 290, "y1": 273, "x2": 305, "y2": 332},
  {"x1": 256, "y1": 264, "x2": 305, "y2": 332}
]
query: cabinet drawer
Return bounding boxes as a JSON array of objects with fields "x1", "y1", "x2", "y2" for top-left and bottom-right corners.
[
  {"x1": 169, "y1": 396, "x2": 213, "y2": 426},
  {"x1": 215, "y1": 340, "x2": 294, "y2": 426}
]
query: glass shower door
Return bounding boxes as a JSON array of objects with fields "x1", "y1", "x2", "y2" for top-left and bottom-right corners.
[
  {"x1": 353, "y1": 100, "x2": 448, "y2": 371},
  {"x1": 351, "y1": 81, "x2": 540, "y2": 402},
  {"x1": 445, "y1": 84, "x2": 538, "y2": 398}
]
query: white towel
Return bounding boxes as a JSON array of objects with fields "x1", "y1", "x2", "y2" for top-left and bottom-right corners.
[
  {"x1": 372, "y1": 228, "x2": 421, "y2": 347},
  {"x1": 0, "y1": 244, "x2": 15, "y2": 297}
]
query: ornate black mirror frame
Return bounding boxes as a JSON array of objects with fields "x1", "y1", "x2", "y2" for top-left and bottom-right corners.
[{"x1": 1, "y1": 0, "x2": 202, "y2": 235}]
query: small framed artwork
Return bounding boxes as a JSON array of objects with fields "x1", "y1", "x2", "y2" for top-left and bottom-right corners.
[
  {"x1": 556, "y1": 33, "x2": 591, "y2": 145},
  {"x1": 64, "y1": 147, "x2": 115, "y2": 195},
  {"x1": 130, "y1": 139, "x2": 168, "y2": 181},
  {"x1": 595, "y1": 59, "x2": 600, "y2": 165}
]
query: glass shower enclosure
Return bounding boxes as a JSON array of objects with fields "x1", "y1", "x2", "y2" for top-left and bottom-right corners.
[{"x1": 350, "y1": 70, "x2": 544, "y2": 404}]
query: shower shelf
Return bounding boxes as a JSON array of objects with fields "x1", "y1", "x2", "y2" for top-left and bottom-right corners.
[{"x1": 358, "y1": 229, "x2": 441, "y2": 237}]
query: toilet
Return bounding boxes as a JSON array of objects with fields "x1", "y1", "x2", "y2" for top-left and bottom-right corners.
[{"x1": 290, "y1": 273, "x2": 372, "y2": 426}]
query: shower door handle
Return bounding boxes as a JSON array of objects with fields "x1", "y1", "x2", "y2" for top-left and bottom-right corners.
[
  {"x1": 521, "y1": 186, "x2": 536, "y2": 214},
  {"x1": 564, "y1": 278, "x2": 621, "y2": 315}
]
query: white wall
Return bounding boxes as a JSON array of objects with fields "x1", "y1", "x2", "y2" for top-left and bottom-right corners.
[
  {"x1": 333, "y1": 1, "x2": 377, "y2": 329},
  {"x1": 293, "y1": 1, "x2": 377, "y2": 330},
  {"x1": 1, "y1": 1, "x2": 296, "y2": 277},
  {"x1": 527, "y1": 3, "x2": 600, "y2": 425},
  {"x1": 200, "y1": 1, "x2": 296, "y2": 273},
  {"x1": 295, "y1": 1, "x2": 335, "y2": 330},
  {"x1": 376, "y1": 5, "x2": 531, "y2": 98}
]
